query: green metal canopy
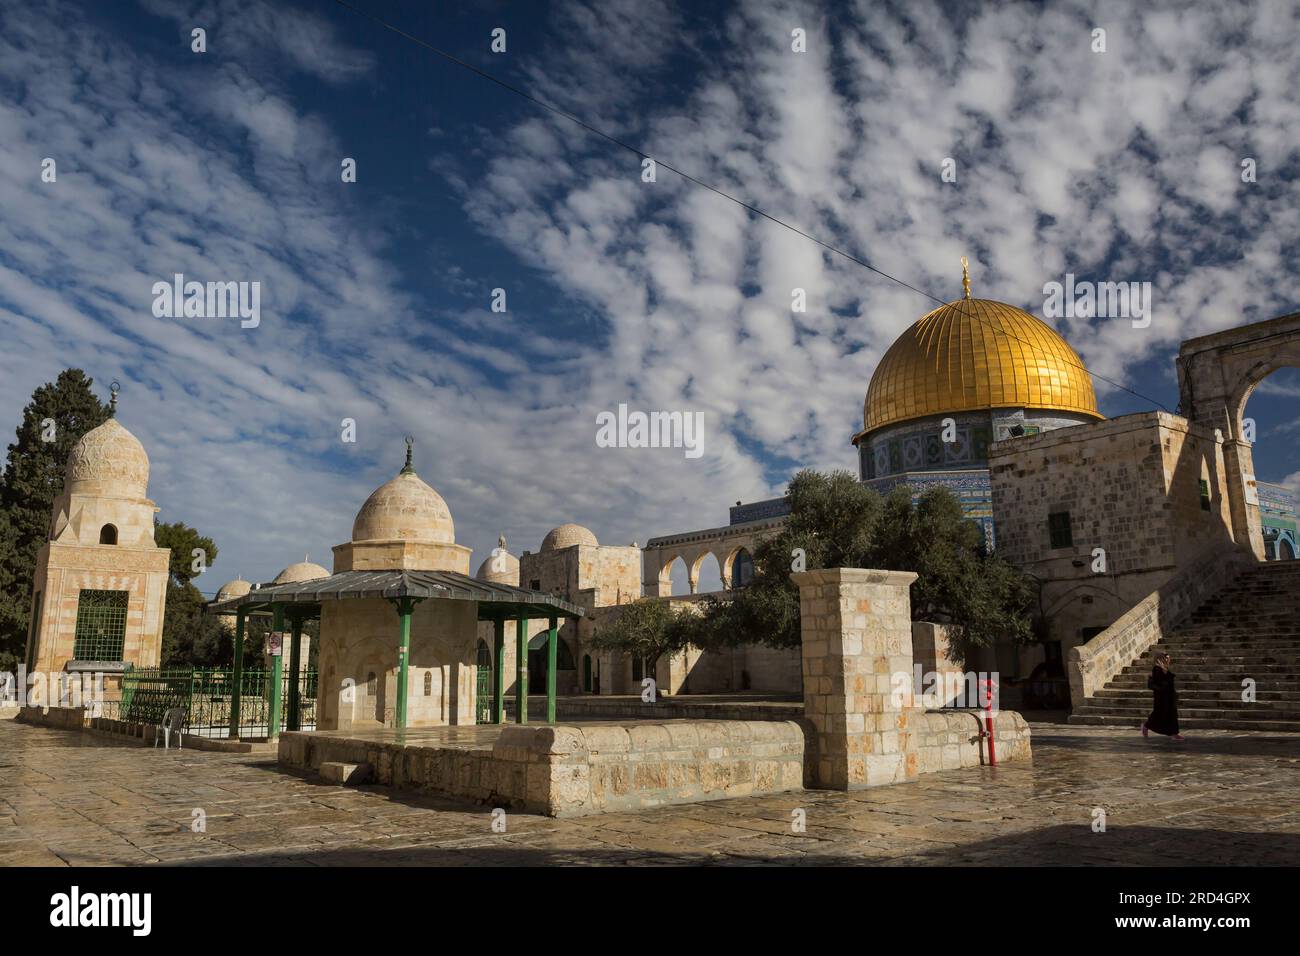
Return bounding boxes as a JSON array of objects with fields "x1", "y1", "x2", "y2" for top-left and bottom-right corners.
[
  {"x1": 205, "y1": 568, "x2": 579, "y2": 737},
  {"x1": 206, "y1": 569, "x2": 585, "y2": 620}
]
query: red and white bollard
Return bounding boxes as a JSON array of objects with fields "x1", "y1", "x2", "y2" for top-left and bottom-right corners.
[{"x1": 983, "y1": 677, "x2": 997, "y2": 766}]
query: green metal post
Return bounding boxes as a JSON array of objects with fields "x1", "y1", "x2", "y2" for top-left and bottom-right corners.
[
  {"x1": 393, "y1": 597, "x2": 418, "y2": 730},
  {"x1": 515, "y1": 618, "x2": 528, "y2": 724},
  {"x1": 287, "y1": 611, "x2": 303, "y2": 731},
  {"x1": 229, "y1": 608, "x2": 246, "y2": 738},
  {"x1": 268, "y1": 604, "x2": 284, "y2": 740},
  {"x1": 546, "y1": 616, "x2": 558, "y2": 724},
  {"x1": 492, "y1": 618, "x2": 506, "y2": 724}
]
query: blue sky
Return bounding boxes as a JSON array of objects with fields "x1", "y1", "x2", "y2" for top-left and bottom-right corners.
[{"x1": 1, "y1": 0, "x2": 1297, "y2": 595}]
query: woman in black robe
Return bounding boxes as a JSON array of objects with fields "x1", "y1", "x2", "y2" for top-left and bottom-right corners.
[{"x1": 1142, "y1": 652, "x2": 1185, "y2": 740}]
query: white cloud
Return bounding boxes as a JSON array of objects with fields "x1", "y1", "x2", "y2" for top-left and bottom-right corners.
[{"x1": 2, "y1": 0, "x2": 1298, "y2": 597}]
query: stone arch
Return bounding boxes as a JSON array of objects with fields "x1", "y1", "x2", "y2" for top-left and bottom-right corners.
[
  {"x1": 663, "y1": 556, "x2": 691, "y2": 596},
  {"x1": 1178, "y1": 311, "x2": 1300, "y2": 558},
  {"x1": 723, "y1": 546, "x2": 755, "y2": 588},
  {"x1": 691, "y1": 551, "x2": 724, "y2": 593}
]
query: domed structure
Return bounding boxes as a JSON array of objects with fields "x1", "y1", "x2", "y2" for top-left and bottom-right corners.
[
  {"x1": 475, "y1": 534, "x2": 520, "y2": 584},
  {"x1": 863, "y1": 297, "x2": 1102, "y2": 434},
  {"x1": 215, "y1": 576, "x2": 252, "y2": 602},
  {"x1": 65, "y1": 417, "x2": 151, "y2": 498},
  {"x1": 332, "y1": 439, "x2": 471, "y2": 574},
  {"x1": 352, "y1": 472, "x2": 455, "y2": 544},
  {"x1": 272, "y1": 560, "x2": 329, "y2": 584},
  {"x1": 541, "y1": 523, "x2": 598, "y2": 551},
  {"x1": 846, "y1": 262, "x2": 1106, "y2": 550}
]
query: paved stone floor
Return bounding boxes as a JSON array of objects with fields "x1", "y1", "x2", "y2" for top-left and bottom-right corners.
[{"x1": 1, "y1": 718, "x2": 1297, "y2": 866}]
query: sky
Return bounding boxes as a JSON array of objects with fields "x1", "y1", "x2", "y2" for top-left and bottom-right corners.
[{"x1": 1, "y1": 0, "x2": 1297, "y2": 597}]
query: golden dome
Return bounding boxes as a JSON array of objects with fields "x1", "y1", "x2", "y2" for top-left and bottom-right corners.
[
  {"x1": 272, "y1": 561, "x2": 329, "y2": 584},
  {"x1": 65, "y1": 418, "x2": 150, "y2": 498},
  {"x1": 541, "y1": 523, "x2": 597, "y2": 551},
  {"x1": 862, "y1": 297, "x2": 1102, "y2": 435}
]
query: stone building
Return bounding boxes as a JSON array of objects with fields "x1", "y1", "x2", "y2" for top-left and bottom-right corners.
[
  {"x1": 986, "y1": 410, "x2": 1237, "y2": 672},
  {"x1": 625, "y1": 271, "x2": 1298, "y2": 717},
  {"x1": 317, "y1": 453, "x2": 477, "y2": 729},
  {"x1": 24, "y1": 395, "x2": 170, "y2": 689}
]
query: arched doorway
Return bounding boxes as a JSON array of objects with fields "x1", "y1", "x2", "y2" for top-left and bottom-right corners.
[
  {"x1": 582, "y1": 654, "x2": 592, "y2": 692},
  {"x1": 527, "y1": 632, "x2": 574, "y2": 695}
]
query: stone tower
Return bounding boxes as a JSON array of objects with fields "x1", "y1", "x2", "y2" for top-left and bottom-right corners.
[{"x1": 25, "y1": 395, "x2": 170, "y2": 685}]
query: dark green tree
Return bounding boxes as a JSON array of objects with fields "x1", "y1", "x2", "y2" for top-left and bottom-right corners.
[
  {"x1": 661, "y1": 470, "x2": 1035, "y2": 666},
  {"x1": 154, "y1": 522, "x2": 228, "y2": 667},
  {"x1": 0, "y1": 370, "x2": 110, "y2": 663},
  {"x1": 590, "y1": 598, "x2": 693, "y2": 667}
]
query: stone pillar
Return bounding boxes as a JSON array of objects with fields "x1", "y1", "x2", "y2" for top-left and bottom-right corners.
[
  {"x1": 793, "y1": 568, "x2": 919, "y2": 790},
  {"x1": 1222, "y1": 439, "x2": 1265, "y2": 559}
]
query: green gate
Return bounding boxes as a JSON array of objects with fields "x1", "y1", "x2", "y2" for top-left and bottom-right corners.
[{"x1": 475, "y1": 640, "x2": 492, "y2": 724}]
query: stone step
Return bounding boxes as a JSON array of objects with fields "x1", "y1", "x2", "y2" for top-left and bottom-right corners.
[
  {"x1": 1074, "y1": 703, "x2": 1300, "y2": 720},
  {"x1": 319, "y1": 761, "x2": 371, "y2": 785},
  {"x1": 1088, "y1": 696, "x2": 1300, "y2": 712},
  {"x1": 1095, "y1": 688, "x2": 1300, "y2": 702},
  {"x1": 1068, "y1": 713, "x2": 1300, "y2": 732}
]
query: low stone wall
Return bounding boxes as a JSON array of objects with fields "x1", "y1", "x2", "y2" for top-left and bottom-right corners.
[
  {"x1": 505, "y1": 694, "x2": 802, "y2": 722},
  {"x1": 280, "y1": 719, "x2": 808, "y2": 817},
  {"x1": 913, "y1": 710, "x2": 1031, "y2": 772},
  {"x1": 1067, "y1": 546, "x2": 1253, "y2": 704},
  {"x1": 17, "y1": 704, "x2": 87, "y2": 730}
]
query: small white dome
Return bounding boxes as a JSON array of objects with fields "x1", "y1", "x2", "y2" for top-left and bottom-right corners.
[
  {"x1": 541, "y1": 523, "x2": 598, "y2": 551},
  {"x1": 272, "y1": 561, "x2": 329, "y2": 585}
]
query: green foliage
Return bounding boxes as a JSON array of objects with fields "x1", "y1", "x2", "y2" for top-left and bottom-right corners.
[
  {"x1": 154, "y1": 522, "x2": 218, "y2": 588},
  {"x1": 600, "y1": 469, "x2": 1037, "y2": 667},
  {"x1": 160, "y1": 581, "x2": 231, "y2": 667},
  {"x1": 0, "y1": 370, "x2": 110, "y2": 663},
  {"x1": 590, "y1": 598, "x2": 693, "y2": 663},
  {"x1": 154, "y1": 521, "x2": 225, "y2": 667}
]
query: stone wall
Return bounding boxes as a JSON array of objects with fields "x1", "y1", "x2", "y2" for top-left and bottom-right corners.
[
  {"x1": 989, "y1": 411, "x2": 1237, "y2": 656},
  {"x1": 1068, "y1": 545, "x2": 1254, "y2": 704},
  {"x1": 912, "y1": 710, "x2": 1031, "y2": 772},
  {"x1": 317, "y1": 596, "x2": 478, "y2": 731},
  {"x1": 279, "y1": 719, "x2": 807, "y2": 817},
  {"x1": 794, "y1": 568, "x2": 923, "y2": 789}
]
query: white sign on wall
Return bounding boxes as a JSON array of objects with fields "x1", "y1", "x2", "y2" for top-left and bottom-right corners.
[
  {"x1": 268, "y1": 632, "x2": 283, "y2": 656},
  {"x1": 1244, "y1": 474, "x2": 1259, "y2": 505}
]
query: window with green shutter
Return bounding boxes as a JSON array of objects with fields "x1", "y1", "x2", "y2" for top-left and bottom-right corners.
[
  {"x1": 72, "y1": 589, "x2": 129, "y2": 661},
  {"x1": 1047, "y1": 511, "x2": 1073, "y2": 549}
]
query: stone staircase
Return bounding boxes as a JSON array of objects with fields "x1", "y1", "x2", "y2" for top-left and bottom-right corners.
[{"x1": 1071, "y1": 561, "x2": 1300, "y2": 732}]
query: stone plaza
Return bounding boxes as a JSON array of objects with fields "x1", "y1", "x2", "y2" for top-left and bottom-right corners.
[{"x1": 0, "y1": 717, "x2": 1296, "y2": 866}]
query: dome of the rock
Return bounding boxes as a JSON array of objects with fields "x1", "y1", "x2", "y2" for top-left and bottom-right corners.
[{"x1": 863, "y1": 297, "x2": 1102, "y2": 435}]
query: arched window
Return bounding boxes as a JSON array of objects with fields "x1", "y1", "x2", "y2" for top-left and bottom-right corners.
[
  {"x1": 423, "y1": 671, "x2": 433, "y2": 696},
  {"x1": 99, "y1": 524, "x2": 118, "y2": 545},
  {"x1": 731, "y1": 549, "x2": 755, "y2": 588}
]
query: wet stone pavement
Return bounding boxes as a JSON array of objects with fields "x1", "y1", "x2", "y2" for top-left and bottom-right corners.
[{"x1": 0, "y1": 719, "x2": 1297, "y2": 866}]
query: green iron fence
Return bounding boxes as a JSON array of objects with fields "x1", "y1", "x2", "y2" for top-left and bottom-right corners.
[{"x1": 106, "y1": 667, "x2": 317, "y2": 739}]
